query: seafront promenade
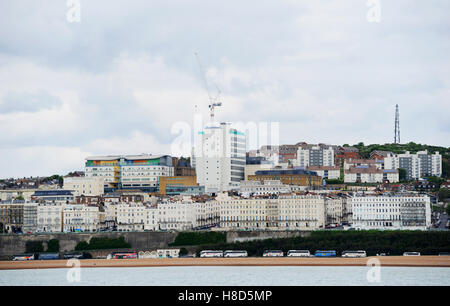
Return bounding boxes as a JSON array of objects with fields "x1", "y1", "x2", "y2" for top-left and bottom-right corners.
[{"x1": 1, "y1": 256, "x2": 449, "y2": 270}]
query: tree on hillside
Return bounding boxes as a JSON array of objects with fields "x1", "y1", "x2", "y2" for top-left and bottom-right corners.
[
  {"x1": 425, "y1": 176, "x2": 445, "y2": 187},
  {"x1": 49, "y1": 175, "x2": 64, "y2": 186},
  {"x1": 442, "y1": 158, "x2": 449, "y2": 178},
  {"x1": 438, "y1": 189, "x2": 450, "y2": 200}
]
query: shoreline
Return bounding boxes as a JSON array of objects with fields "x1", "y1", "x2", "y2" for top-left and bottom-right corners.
[{"x1": 1, "y1": 256, "x2": 449, "y2": 270}]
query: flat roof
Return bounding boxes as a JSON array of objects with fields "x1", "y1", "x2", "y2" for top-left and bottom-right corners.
[{"x1": 86, "y1": 154, "x2": 169, "y2": 161}]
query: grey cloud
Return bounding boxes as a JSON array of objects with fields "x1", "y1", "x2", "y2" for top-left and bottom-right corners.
[
  {"x1": 0, "y1": 0, "x2": 450, "y2": 177},
  {"x1": 0, "y1": 1, "x2": 304, "y2": 72}
]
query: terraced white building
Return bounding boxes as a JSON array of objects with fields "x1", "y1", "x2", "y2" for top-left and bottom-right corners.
[
  {"x1": 217, "y1": 193, "x2": 326, "y2": 230},
  {"x1": 351, "y1": 195, "x2": 431, "y2": 230}
]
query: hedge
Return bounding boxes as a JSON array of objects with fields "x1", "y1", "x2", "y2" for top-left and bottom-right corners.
[
  {"x1": 75, "y1": 237, "x2": 131, "y2": 251},
  {"x1": 194, "y1": 230, "x2": 450, "y2": 256},
  {"x1": 47, "y1": 239, "x2": 60, "y2": 252},
  {"x1": 25, "y1": 241, "x2": 44, "y2": 253},
  {"x1": 169, "y1": 232, "x2": 227, "y2": 246}
]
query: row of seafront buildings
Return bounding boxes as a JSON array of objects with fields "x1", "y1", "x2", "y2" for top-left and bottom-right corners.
[
  {"x1": 0, "y1": 190, "x2": 431, "y2": 233},
  {"x1": 0, "y1": 122, "x2": 441, "y2": 234}
]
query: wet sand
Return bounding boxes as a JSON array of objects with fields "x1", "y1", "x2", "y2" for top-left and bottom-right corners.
[{"x1": 1, "y1": 256, "x2": 449, "y2": 270}]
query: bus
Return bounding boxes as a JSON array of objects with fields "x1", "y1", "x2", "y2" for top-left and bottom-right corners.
[
  {"x1": 200, "y1": 250, "x2": 224, "y2": 258},
  {"x1": 111, "y1": 252, "x2": 138, "y2": 259},
  {"x1": 38, "y1": 253, "x2": 60, "y2": 260},
  {"x1": 314, "y1": 250, "x2": 337, "y2": 257},
  {"x1": 287, "y1": 250, "x2": 311, "y2": 257},
  {"x1": 63, "y1": 253, "x2": 84, "y2": 259},
  {"x1": 263, "y1": 250, "x2": 284, "y2": 257},
  {"x1": 341, "y1": 250, "x2": 367, "y2": 258},
  {"x1": 403, "y1": 252, "x2": 421, "y2": 256},
  {"x1": 224, "y1": 250, "x2": 248, "y2": 258},
  {"x1": 12, "y1": 254, "x2": 35, "y2": 261}
]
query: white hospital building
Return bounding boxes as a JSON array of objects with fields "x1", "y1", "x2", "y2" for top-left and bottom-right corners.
[
  {"x1": 85, "y1": 154, "x2": 174, "y2": 192},
  {"x1": 193, "y1": 122, "x2": 246, "y2": 192}
]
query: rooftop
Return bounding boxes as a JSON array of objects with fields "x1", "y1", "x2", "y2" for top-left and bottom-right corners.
[
  {"x1": 307, "y1": 166, "x2": 340, "y2": 171},
  {"x1": 345, "y1": 159, "x2": 383, "y2": 164},
  {"x1": 345, "y1": 166, "x2": 384, "y2": 174},
  {"x1": 254, "y1": 169, "x2": 319, "y2": 176},
  {"x1": 85, "y1": 154, "x2": 169, "y2": 161},
  {"x1": 33, "y1": 190, "x2": 74, "y2": 196}
]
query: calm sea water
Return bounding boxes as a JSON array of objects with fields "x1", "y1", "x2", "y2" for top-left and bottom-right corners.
[{"x1": 1, "y1": 266, "x2": 449, "y2": 286}]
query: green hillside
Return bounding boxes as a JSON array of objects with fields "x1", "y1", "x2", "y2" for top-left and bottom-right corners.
[{"x1": 348, "y1": 142, "x2": 450, "y2": 178}]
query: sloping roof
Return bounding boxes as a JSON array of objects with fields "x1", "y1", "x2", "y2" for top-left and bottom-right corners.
[
  {"x1": 336, "y1": 152, "x2": 361, "y2": 159},
  {"x1": 345, "y1": 159, "x2": 383, "y2": 164},
  {"x1": 370, "y1": 150, "x2": 394, "y2": 157},
  {"x1": 254, "y1": 169, "x2": 318, "y2": 176},
  {"x1": 338, "y1": 146, "x2": 359, "y2": 152},
  {"x1": 307, "y1": 166, "x2": 340, "y2": 171},
  {"x1": 345, "y1": 166, "x2": 383, "y2": 174}
]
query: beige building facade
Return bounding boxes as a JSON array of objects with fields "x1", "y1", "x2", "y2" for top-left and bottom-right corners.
[
  {"x1": 63, "y1": 177, "x2": 105, "y2": 197},
  {"x1": 217, "y1": 193, "x2": 325, "y2": 230}
]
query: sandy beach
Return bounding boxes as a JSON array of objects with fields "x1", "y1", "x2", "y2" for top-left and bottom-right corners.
[{"x1": 0, "y1": 256, "x2": 449, "y2": 270}]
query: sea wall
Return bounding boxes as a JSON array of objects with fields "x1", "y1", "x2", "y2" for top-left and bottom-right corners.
[
  {"x1": 0, "y1": 230, "x2": 312, "y2": 256},
  {"x1": 0, "y1": 232, "x2": 177, "y2": 256}
]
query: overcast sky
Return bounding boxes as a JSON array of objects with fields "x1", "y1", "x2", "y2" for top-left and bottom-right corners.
[{"x1": 0, "y1": 0, "x2": 449, "y2": 178}]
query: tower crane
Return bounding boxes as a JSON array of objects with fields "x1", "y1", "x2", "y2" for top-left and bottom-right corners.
[{"x1": 194, "y1": 52, "x2": 222, "y2": 122}]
